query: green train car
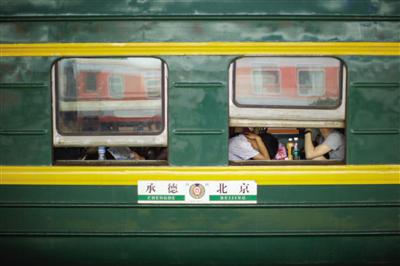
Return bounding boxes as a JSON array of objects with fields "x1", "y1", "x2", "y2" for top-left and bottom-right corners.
[{"x1": 1, "y1": 0, "x2": 399, "y2": 265}]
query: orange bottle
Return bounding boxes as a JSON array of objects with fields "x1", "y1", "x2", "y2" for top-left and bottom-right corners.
[{"x1": 286, "y1": 138, "x2": 294, "y2": 160}]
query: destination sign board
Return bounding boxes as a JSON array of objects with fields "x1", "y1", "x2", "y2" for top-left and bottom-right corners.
[{"x1": 138, "y1": 181, "x2": 257, "y2": 204}]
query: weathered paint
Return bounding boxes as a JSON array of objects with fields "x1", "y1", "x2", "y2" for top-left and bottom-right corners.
[
  {"x1": 343, "y1": 56, "x2": 400, "y2": 165},
  {"x1": 2, "y1": 54, "x2": 399, "y2": 165},
  {"x1": 164, "y1": 56, "x2": 230, "y2": 166},
  {"x1": 1, "y1": 0, "x2": 399, "y2": 18},
  {"x1": 1, "y1": 20, "x2": 399, "y2": 44}
]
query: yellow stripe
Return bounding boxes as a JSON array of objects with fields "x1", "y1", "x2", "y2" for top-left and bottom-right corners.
[
  {"x1": 1, "y1": 165, "x2": 399, "y2": 185},
  {"x1": 1, "y1": 42, "x2": 399, "y2": 56}
]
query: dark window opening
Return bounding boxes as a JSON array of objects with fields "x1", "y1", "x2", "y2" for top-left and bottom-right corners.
[
  {"x1": 85, "y1": 72, "x2": 97, "y2": 93},
  {"x1": 228, "y1": 127, "x2": 345, "y2": 165}
]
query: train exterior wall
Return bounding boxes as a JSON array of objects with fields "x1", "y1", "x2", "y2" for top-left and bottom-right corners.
[{"x1": 1, "y1": 0, "x2": 399, "y2": 265}]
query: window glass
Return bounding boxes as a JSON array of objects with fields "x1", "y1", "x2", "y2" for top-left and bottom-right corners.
[
  {"x1": 298, "y1": 68, "x2": 325, "y2": 96},
  {"x1": 108, "y1": 76, "x2": 123, "y2": 98},
  {"x1": 85, "y1": 72, "x2": 97, "y2": 93},
  {"x1": 251, "y1": 69, "x2": 280, "y2": 94},
  {"x1": 235, "y1": 57, "x2": 342, "y2": 108},
  {"x1": 145, "y1": 78, "x2": 161, "y2": 98},
  {"x1": 56, "y1": 58, "x2": 163, "y2": 135}
]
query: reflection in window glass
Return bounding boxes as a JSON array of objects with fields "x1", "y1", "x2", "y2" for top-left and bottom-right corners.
[
  {"x1": 251, "y1": 70, "x2": 280, "y2": 94},
  {"x1": 108, "y1": 76, "x2": 123, "y2": 98},
  {"x1": 56, "y1": 58, "x2": 163, "y2": 135},
  {"x1": 235, "y1": 57, "x2": 341, "y2": 108},
  {"x1": 145, "y1": 79, "x2": 161, "y2": 98},
  {"x1": 298, "y1": 70, "x2": 325, "y2": 95},
  {"x1": 85, "y1": 72, "x2": 97, "y2": 93}
]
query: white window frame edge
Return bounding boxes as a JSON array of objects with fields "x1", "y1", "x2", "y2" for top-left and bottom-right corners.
[
  {"x1": 52, "y1": 61, "x2": 168, "y2": 147},
  {"x1": 229, "y1": 60, "x2": 347, "y2": 128}
]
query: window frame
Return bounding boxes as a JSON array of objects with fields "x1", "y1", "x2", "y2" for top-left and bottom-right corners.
[
  {"x1": 229, "y1": 56, "x2": 347, "y2": 129},
  {"x1": 52, "y1": 57, "x2": 168, "y2": 147}
]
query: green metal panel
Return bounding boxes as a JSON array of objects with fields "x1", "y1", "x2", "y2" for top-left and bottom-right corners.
[
  {"x1": 2, "y1": 235, "x2": 398, "y2": 265},
  {"x1": 2, "y1": 185, "x2": 399, "y2": 233},
  {"x1": 3, "y1": 205, "x2": 397, "y2": 232},
  {"x1": 1, "y1": 21, "x2": 399, "y2": 44},
  {"x1": 1, "y1": 0, "x2": 399, "y2": 18},
  {"x1": 342, "y1": 56, "x2": 400, "y2": 164},
  {"x1": 0, "y1": 57, "x2": 55, "y2": 165},
  {"x1": 2, "y1": 185, "x2": 400, "y2": 203},
  {"x1": 163, "y1": 56, "x2": 234, "y2": 166},
  {"x1": 1, "y1": 185, "x2": 399, "y2": 264}
]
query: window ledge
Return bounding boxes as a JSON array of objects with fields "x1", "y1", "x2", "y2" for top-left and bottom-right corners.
[
  {"x1": 229, "y1": 160, "x2": 344, "y2": 166},
  {"x1": 54, "y1": 160, "x2": 168, "y2": 166}
]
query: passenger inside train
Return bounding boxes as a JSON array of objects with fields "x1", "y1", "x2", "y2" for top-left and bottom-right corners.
[
  {"x1": 304, "y1": 128, "x2": 345, "y2": 160},
  {"x1": 229, "y1": 132, "x2": 279, "y2": 160},
  {"x1": 228, "y1": 127, "x2": 345, "y2": 162}
]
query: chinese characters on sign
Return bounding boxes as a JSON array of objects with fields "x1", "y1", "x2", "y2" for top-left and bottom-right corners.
[{"x1": 138, "y1": 181, "x2": 257, "y2": 204}]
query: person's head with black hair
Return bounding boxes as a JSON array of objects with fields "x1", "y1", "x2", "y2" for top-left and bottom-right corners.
[
  {"x1": 258, "y1": 133, "x2": 279, "y2": 159},
  {"x1": 229, "y1": 131, "x2": 279, "y2": 160}
]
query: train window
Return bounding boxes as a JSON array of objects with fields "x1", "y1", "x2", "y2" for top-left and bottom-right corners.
[
  {"x1": 230, "y1": 57, "x2": 346, "y2": 129},
  {"x1": 145, "y1": 79, "x2": 161, "y2": 98},
  {"x1": 251, "y1": 69, "x2": 281, "y2": 94},
  {"x1": 230, "y1": 57, "x2": 346, "y2": 164},
  {"x1": 229, "y1": 127, "x2": 345, "y2": 165},
  {"x1": 249, "y1": 62, "x2": 281, "y2": 95},
  {"x1": 52, "y1": 57, "x2": 168, "y2": 148},
  {"x1": 297, "y1": 69, "x2": 325, "y2": 96},
  {"x1": 108, "y1": 76, "x2": 124, "y2": 99},
  {"x1": 84, "y1": 72, "x2": 97, "y2": 93}
]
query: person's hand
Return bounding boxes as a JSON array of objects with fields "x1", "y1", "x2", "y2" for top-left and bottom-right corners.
[
  {"x1": 244, "y1": 132, "x2": 259, "y2": 140},
  {"x1": 130, "y1": 151, "x2": 145, "y2": 160}
]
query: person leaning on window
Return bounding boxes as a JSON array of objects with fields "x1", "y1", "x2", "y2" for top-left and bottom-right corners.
[
  {"x1": 304, "y1": 128, "x2": 345, "y2": 160},
  {"x1": 229, "y1": 132, "x2": 278, "y2": 160}
]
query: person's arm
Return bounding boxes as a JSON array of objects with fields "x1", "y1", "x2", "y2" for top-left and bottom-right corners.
[
  {"x1": 130, "y1": 151, "x2": 145, "y2": 160},
  {"x1": 304, "y1": 129, "x2": 331, "y2": 160},
  {"x1": 244, "y1": 132, "x2": 271, "y2": 160}
]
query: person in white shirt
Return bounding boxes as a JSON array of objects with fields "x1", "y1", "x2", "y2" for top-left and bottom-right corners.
[{"x1": 229, "y1": 132, "x2": 278, "y2": 160}]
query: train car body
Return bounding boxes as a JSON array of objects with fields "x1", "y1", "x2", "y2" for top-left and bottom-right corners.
[{"x1": 1, "y1": 0, "x2": 399, "y2": 265}]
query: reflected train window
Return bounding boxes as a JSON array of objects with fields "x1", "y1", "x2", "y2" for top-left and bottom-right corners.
[
  {"x1": 251, "y1": 69, "x2": 281, "y2": 94},
  {"x1": 108, "y1": 76, "x2": 124, "y2": 99},
  {"x1": 297, "y1": 69, "x2": 325, "y2": 96},
  {"x1": 85, "y1": 72, "x2": 97, "y2": 93},
  {"x1": 145, "y1": 79, "x2": 161, "y2": 98}
]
